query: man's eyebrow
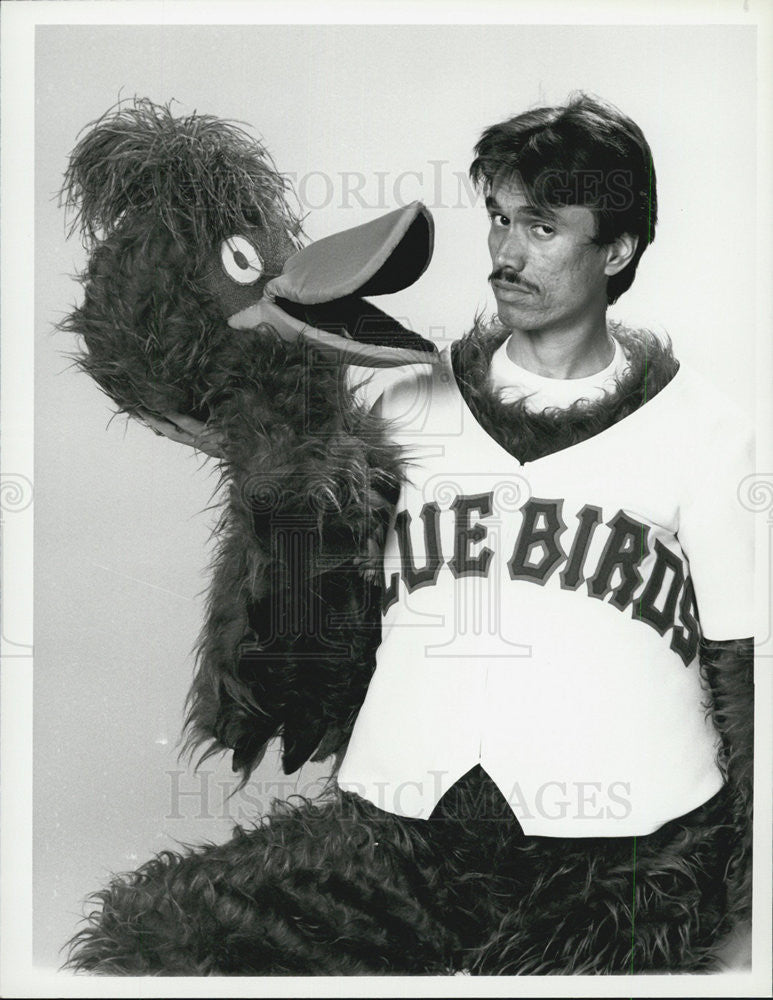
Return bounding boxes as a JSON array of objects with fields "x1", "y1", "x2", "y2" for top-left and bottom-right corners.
[{"x1": 485, "y1": 195, "x2": 559, "y2": 222}]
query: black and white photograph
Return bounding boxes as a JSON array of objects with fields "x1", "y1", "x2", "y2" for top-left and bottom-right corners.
[{"x1": 1, "y1": 1, "x2": 771, "y2": 995}]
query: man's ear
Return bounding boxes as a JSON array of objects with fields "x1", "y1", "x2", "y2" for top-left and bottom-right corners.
[{"x1": 604, "y1": 233, "x2": 639, "y2": 276}]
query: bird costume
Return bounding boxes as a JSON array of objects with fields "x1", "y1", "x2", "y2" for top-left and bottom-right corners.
[{"x1": 61, "y1": 100, "x2": 753, "y2": 975}]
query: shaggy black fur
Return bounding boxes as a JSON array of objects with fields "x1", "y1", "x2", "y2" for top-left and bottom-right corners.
[
  {"x1": 62, "y1": 99, "x2": 301, "y2": 250},
  {"x1": 179, "y1": 333, "x2": 402, "y2": 778},
  {"x1": 700, "y1": 637, "x2": 755, "y2": 924}
]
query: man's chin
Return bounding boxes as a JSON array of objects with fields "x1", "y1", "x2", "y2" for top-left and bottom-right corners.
[{"x1": 493, "y1": 297, "x2": 534, "y2": 328}]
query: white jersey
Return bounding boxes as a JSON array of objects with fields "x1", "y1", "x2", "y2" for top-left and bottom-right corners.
[{"x1": 338, "y1": 340, "x2": 755, "y2": 837}]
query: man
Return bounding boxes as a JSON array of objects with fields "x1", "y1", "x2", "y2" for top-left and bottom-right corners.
[{"x1": 93, "y1": 94, "x2": 755, "y2": 974}]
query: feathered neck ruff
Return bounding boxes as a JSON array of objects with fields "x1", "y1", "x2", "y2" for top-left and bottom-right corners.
[{"x1": 450, "y1": 321, "x2": 679, "y2": 464}]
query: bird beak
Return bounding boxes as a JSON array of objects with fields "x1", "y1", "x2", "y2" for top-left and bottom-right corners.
[{"x1": 228, "y1": 202, "x2": 437, "y2": 367}]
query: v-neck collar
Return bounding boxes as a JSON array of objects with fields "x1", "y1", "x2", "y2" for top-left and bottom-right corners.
[{"x1": 440, "y1": 344, "x2": 684, "y2": 469}]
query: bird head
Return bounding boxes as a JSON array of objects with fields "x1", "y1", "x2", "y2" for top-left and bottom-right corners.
[
  {"x1": 61, "y1": 99, "x2": 436, "y2": 423},
  {"x1": 61, "y1": 99, "x2": 303, "y2": 418}
]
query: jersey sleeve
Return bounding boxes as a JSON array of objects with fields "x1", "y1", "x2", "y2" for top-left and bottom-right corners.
[
  {"x1": 677, "y1": 410, "x2": 755, "y2": 641},
  {"x1": 345, "y1": 362, "x2": 435, "y2": 416}
]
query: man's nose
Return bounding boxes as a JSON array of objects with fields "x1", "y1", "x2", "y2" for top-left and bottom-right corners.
[{"x1": 493, "y1": 227, "x2": 527, "y2": 271}]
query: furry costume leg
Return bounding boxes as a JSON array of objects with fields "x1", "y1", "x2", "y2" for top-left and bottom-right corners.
[
  {"x1": 465, "y1": 784, "x2": 737, "y2": 974},
  {"x1": 66, "y1": 765, "x2": 742, "y2": 975},
  {"x1": 65, "y1": 789, "x2": 465, "y2": 975}
]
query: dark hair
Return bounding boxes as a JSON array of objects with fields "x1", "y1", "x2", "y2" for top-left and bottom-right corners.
[{"x1": 469, "y1": 93, "x2": 656, "y2": 303}]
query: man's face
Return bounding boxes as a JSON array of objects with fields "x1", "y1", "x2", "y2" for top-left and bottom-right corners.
[{"x1": 487, "y1": 176, "x2": 610, "y2": 334}]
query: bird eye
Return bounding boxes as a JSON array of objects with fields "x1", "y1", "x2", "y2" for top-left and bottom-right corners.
[{"x1": 220, "y1": 236, "x2": 264, "y2": 285}]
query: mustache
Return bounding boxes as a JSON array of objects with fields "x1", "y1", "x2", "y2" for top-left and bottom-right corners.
[{"x1": 489, "y1": 267, "x2": 537, "y2": 292}]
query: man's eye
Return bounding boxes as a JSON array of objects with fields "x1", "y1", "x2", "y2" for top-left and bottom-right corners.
[
  {"x1": 532, "y1": 224, "x2": 555, "y2": 238},
  {"x1": 489, "y1": 213, "x2": 509, "y2": 227}
]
